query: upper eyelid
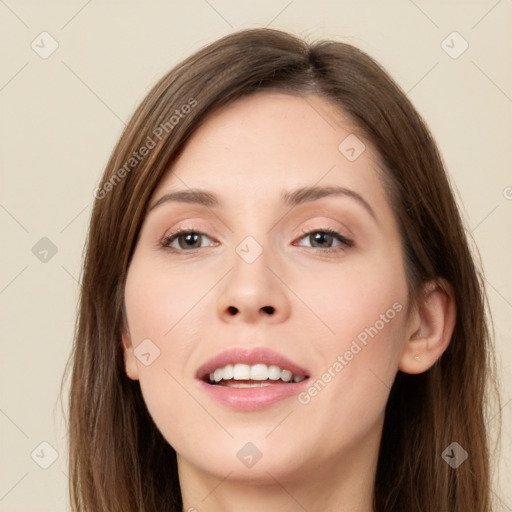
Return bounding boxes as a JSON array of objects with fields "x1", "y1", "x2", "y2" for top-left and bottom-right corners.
[
  {"x1": 162, "y1": 215, "x2": 352, "y2": 237},
  {"x1": 163, "y1": 225, "x2": 348, "y2": 239}
]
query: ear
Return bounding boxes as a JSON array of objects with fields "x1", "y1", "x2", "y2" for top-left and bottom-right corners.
[
  {"x1": 121, "y1": 326, "x2": 140, "y2": 381},
  {"x1": 399, "y1": 279, "x2": 456, "y2": 374}
]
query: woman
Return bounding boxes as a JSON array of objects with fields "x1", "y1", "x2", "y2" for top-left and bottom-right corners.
[{"x1": 61, "y1": 27, "x2": 500, "y2": 511}]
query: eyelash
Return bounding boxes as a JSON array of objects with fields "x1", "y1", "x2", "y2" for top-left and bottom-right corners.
[{"x1": 160, "y1": 227, "x2": 354, "y2": 255}]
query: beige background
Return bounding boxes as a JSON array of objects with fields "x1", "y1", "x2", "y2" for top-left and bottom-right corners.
[{"x1": 1, "y1": 1, "x2": 511, "y2": 510}]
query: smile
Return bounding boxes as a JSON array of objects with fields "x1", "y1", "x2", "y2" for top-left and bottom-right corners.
[
  {"x1": 196, "y1": 346, "x2": 310, "y2": 411},
  {"x1": 207, "y1": 363, "x2": 307, "y2": 386}
]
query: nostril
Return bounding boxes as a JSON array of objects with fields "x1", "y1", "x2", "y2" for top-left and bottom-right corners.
[
  {"x1": 227, "y1": 306, "x2": 238, "y2": 315},
  {"x1": 261, "y1": 306, "x2": 274, "y2": 314}
]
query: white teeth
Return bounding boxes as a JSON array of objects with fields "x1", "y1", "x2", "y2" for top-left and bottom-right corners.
[
  {"x1": 281, "y1": 369, "x2": 293, "y2": 382},
  {"x1": 268, "y1": 365, "x2": 281, "y2": 380},
  {"x1": 233, "y1": 363, "x2": 250, "y2": 380},
  {"x1": 229, "y1": 382, "x2": 273, "y2": 388},
  {"x1": 250, "y1": 363, "x2": 268, "y2": 381},
  {"x1": 207, "y1": 363, "x2": 306, "y2": 384},
  {"x1": 223, "y1": 364, "x2": 234, "y2": 380}
]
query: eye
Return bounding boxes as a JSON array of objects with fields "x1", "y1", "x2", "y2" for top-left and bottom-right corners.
[
  {"x1": 160, "y1": 228, "x2": 216, "y2": 251},
  {"x1": 159, "y1": 227, "x2": 353, "y2": 254},
  {"x1": 294, "y1": 228, "x2": 353, "y2": 253}
]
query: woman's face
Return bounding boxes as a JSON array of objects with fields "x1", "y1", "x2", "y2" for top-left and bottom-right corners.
[{"x1": 122, "y1": 92, "x2": 413, "y2": 484}]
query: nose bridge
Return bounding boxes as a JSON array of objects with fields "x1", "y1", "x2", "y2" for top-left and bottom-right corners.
[
  {"x1": 238, "y1": 236, "x2": 271, "y2": 280},
  {"x1": 230, "y1": 232, "x2": 274, "y2": 297},
  {"x1": 216, "y1": 230, "x2": 290, "y2": 323}
]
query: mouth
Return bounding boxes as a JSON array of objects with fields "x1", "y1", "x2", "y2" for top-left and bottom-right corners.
[
  {"x1": 202, "y1": 363, "x2": 308, "y2": 387},
  {"x1": 195, "y1": 347, "x2": 310, "y2": 411}
]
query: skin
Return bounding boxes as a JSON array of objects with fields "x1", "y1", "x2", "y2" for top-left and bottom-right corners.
[{"x1": 121, "y1": 92, "x2": 456, "y2": 512}]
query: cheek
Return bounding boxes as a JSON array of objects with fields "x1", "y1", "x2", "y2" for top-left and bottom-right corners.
[
  {"x1": 123, "y1": 260, "x2": 212, "y2": 447},
  {"x1": 124, "y1": 256, "x2": 209, "y2": 346},
  {"x1": 290, "y1": 252, "x2": 408, "y2": 435},
  {"x1": 297, "y1": 249, "x2": 408, "y2": 355},
  {"x1": 123, "y1": 262, "x2": 211, "y2": 402}
]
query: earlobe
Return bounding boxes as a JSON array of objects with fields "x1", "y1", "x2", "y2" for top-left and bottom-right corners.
[
  {"x1": 121, "y1": 327, "x2": 140, "y2": 381},
  {"x1": 398, "y1": 279, "x2": 456, "y2": 375}
]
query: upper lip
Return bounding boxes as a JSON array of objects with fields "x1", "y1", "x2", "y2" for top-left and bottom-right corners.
[{"x1": 196, "y1": 346, "x2": 310, "y2": 381}]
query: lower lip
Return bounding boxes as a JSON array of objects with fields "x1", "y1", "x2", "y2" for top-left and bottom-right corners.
[{"x1": 197, "y1": 379, "x2": 309, "y2": 411}]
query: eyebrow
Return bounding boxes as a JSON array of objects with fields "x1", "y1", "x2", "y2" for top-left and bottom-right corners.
[{"x1": 147, "y1": 185, "x2": 377, "y2": 221}]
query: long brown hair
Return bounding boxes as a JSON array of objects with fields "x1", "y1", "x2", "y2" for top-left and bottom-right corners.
[{"x1": 60, "y1": 27, "x2": 501, "y2": 511}]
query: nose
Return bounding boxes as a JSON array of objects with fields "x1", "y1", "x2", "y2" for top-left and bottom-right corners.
[{"x1": 217, "y1": 248, "x2": 291, "y2": 324}]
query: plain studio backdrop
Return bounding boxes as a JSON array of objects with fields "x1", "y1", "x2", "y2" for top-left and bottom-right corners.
[{"x1": 0, "y1": 1, "x2": 511, "y2": 510}]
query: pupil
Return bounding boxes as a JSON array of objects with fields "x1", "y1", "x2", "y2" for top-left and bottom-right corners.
[
  {"x1": 182, "y1": 233, "x2": 200, "y2": 248},
  {"x1": 311, "y1": 232, "x2": 332, "y2": 248}
]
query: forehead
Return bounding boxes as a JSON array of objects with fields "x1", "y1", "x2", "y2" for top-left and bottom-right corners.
[{"x1": 151, "y1": 92, "x2": 389, "y2": 215}]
